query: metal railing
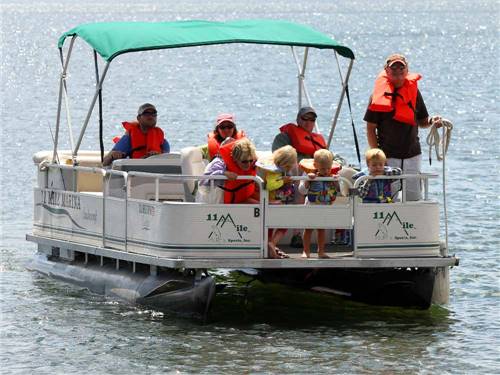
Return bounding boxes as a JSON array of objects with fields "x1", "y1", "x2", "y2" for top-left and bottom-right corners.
[{"x1": 352, "y1": 173, "x2": 438, "y2": 202}]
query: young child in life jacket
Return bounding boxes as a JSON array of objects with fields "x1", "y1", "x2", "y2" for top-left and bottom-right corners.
[
  {"x1": 298, "y1": 149, "x2": 341, "y2": 259},
  {"x1": 352, "y1": 148, "x2": 402, "y2": 203},
  {"x1": 256, "y1": 145, "x2": 298, "y2": 259}
]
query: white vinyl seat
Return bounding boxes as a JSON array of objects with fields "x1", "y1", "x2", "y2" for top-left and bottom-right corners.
[{"x1": 180, "y1": 146, "x2": 208, "y2": 201}]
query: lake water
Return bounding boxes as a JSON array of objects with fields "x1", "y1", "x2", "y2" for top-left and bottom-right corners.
[{"x1": 1, "y1": 0, "x2": 499, "y2": 373}]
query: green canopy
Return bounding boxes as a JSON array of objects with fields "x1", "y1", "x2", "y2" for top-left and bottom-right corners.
[{"x1": 58, "y1": 20, "x2": 355, "y2": 61}]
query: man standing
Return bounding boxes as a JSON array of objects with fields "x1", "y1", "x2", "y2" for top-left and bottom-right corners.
[
  {"x1": 364, "y1": 54, "x2": 441, "y2": 201},
  {"x1": 103, "y1": 103, "x2": 170, "y2": 166}
]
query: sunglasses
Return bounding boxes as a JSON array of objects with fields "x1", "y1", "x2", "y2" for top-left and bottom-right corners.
[
  {"x1": 240, "y1": 159, "x2": 255, "y2": 165},
  {"x1": 218, "y1": 124, "x2": 235, "y2": 130},
  {"x1": 301, "y1": 116, "x2": 316, "y2": 122},
  {"x1": 140, "y1": 111, "x2": 157, "y2": 117},
  {"x1": 388, "y1": 65, "x2": 406, "y2": 73}
]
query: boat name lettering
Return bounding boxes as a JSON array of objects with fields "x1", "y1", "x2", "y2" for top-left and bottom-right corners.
[
  {"x1": 139, "y1": 204, "x2": 155, "y2": 216},
  {"x1": 42, "y1": 190, "x2": 81, "y2": 210},
  {"x1": 207, "y1": 213, "x2": 252, "y2": 243}
]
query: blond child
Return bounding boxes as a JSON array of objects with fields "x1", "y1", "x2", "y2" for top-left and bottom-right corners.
[
  {"x1": 298, "y1": 149, "x2": 339, "y2": 258},
  {"x1": 352, "y1": 148, "x2": 402, "y2": 203},
  {"x1": 257, "y1": 145, "x2": 298, "y2": 259}
]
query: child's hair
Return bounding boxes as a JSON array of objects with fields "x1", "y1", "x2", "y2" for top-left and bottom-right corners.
[
  {"x1": 365, "y1": 148, "x2": 386, "y2": 163},
  {"x1": 273, "y1": 145, "x2": 297, "y2": 168},
  {"x1": 313, "y1": 149, "x2": 334, "y2": 167},
  {"x1": 231, "y1": 138, "x2": 257, "y2": 162}
]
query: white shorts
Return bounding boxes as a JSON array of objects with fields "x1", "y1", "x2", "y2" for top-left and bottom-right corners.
[{"x1": 386, "y1": 154, "x2": 422, "y2": 201}]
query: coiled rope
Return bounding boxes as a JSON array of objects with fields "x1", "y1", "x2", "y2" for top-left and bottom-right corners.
[{"x1": 426, "y1": 118, "x2": 453, "y2": 254}]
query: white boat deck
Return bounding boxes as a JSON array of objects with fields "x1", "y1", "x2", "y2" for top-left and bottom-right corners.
[{"x1": 27, "y1": 234, "x2": 458, "y2": 269}]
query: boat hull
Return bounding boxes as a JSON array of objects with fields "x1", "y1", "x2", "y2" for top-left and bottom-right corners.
[
  {"x1": 255, "y1": 267, "x2": 436, "y2": 309},
  {"x1": 27, "y1": 253, "x2": 216, "y2": 318}
]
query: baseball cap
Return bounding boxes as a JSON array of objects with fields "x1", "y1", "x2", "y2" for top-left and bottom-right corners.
[
  {"x1": 297, "y1": 106, "x2": 317, "y2": 121},
  {"x1": 138, "y1": 103, "x2": 156, "y2": 115},
  {"x1": 216, "y1": 113, "x2": 236, "y2": 126},
  {"x1": 385, "y1": 54, "x2": 408, "y2": 68}
]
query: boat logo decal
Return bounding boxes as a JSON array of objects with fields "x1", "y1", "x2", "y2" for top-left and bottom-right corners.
[
  {"x1": 206, "y1": 213, "x2": 251, "y2": 243},
  {"x1": 36, "y1": 203, "x2": 85, "y2": 229},
  {"x1": 372, "y1": 210, "x2": 416, "y2": 240}
]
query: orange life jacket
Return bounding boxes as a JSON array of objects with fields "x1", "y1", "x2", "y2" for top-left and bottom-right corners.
[
  {"x1": 368, "y1": 71, "x2": 421, "y2": 125},
  {"x1": 279, "y1": 123, "x2": 327, "y2": 156},
  {"x1": 207, "y1": 130, "x2": 246, "y2": 160},
  {"x1": 121, "y1": 122, "x2": 164, "y2": 159},
  {"x1": 218, "y1": 140, "x2": 256, "y2": 204}
]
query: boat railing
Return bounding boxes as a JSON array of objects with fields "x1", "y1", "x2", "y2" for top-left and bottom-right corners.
[
  {"x1": 38, "y1": 162, "x2": 130, "y2": 249},
  {"x1": 352, "y1": 173, "x2": 438, "y2": 202}
]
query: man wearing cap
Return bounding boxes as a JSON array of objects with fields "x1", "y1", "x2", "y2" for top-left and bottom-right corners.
[
  {"x1": 364, "y1": 54, "x2": 442, "y2": 201},
  {"x1": 272, "y1": 106, "x2": 327, "y2": 162},
  {"x1": 103, "y1": 103, "x2": 170, "y2": 166}
]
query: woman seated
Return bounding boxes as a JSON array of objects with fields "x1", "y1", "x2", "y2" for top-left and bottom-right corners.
[
  {"x1": 200, "y1": 113, "x2": 246, "y2": 161},
  {"x1": 197, "y1": 138, "x2": 259, "y2": 204}
]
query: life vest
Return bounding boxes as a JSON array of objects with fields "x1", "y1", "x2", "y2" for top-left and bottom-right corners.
[
  {"x1": 121, "y1": 122, "x2": 164, "y2": 159},
  {"x1": 307, "y1": 180, "x2": 338, "y2": 204},
  {"x1": 368, "y1": 71, "x2": 421, "y2": 125},
  {"x1": 279, "y1": 124, "x2": 326, "y2": 156},
  {"x1": 218, "y1": 140, "x2": 256, "y2": 204},
  {"x1": 207, "y1": 130, "x2": 245, "y2": 160},
  {"x1": 363, "y1": 180, "x2": 394, "y2": 203}
]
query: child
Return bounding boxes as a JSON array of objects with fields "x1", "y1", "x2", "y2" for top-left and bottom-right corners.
[
  {"x1": 298, "y1": 149, "x2": 340, "y2": 259},
  {"x1": 352, "y1": 148, "x2": 402, "y2": 203},
  {"x1": 257, "y1": 145, "x2": 298, "y2": 259}
]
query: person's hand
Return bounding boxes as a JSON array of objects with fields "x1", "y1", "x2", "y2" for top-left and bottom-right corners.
[
  {"x1": 224, "y1": 171, "x2": 238, "y2": 180},
  {"x1": 429, "y1": 115, "x2": 443, "y2": 128},
  {"x1": 110, "y1": 151, "x2": 125, "y2": 160},
  {"x1": 144, "y1": 150, "x2": 160, "y2": 158},
  {"x1": 307, "y1": 172, "x2": 317, "y2": 179},
  {"x1": 282, "y1": 176, "x2": 292, "y2": 184}
]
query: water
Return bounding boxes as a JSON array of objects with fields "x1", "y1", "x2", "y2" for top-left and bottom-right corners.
[{"x1": 1, "y1": 0, "x2": 499, "y2": 373}]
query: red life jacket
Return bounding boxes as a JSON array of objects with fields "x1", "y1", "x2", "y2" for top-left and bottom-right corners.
[
  {"x1": 121, "y1": 121, "x2": 164, "y2": 159},
  {"x1": 207, "y1": 130, "x2": 246, "y2": 160},
  {"x1": 218, "y1": 140, "x2": 256, "y2": 204},
  {"x1": 368, "y1": 71, "x2": 421, "y2": 125},
  {"x1": 279, "y1": 123, "x2": 327, "y2": 156}
]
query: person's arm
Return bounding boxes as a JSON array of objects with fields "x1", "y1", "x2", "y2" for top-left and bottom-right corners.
[
  {"x1": 102, "y1": 134, "x2": 131, "y2": 166},
  {"x1": 161, "y1": 139, "x2": 170, "y2": 153},
  {"x1": 366, "y1": 122, "x2": 378, "y2": 148},
  {"x1": 272, "y1": 133, "x2": 291, "y2": 152}
]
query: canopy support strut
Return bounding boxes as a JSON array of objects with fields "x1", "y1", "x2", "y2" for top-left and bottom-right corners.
[
  {"x1": 94, "y1": 50, "x2": 105, "y2": 163},
  {"x1": 291, "y1": 47, "x2": 321, "y2": 133},
  {"x1": 73, "y1": 61, "x2": 111, "y2": 158},
  {"x1": 53, "y1": 36, "x2": 76, "y2": 163},
  {"x1": 326, "y1": 55, "x2": 354, "y2": 148}
]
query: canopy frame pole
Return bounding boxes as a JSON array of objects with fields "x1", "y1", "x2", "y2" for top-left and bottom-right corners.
[
  {"x1": 93, "y1": 50, "x2": 105, "y2": 163},
  {"x1": 73, "y1": 61, "x2": 111, "y2": 158},
  {"x1": 291, "y1": 47, "x2": 319, "y2": 132},
  {"x1": 52, "y1": 36, "x2": 76, "y2": 163},
  {"x1": 326, "y1": 53, "x2": 353, "y2": 148},
  {"x1": 58, "y1": 49, "x2": 75, "y2": 157}
]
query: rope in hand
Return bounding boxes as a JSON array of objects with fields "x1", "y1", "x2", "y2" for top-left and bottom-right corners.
[
  {"x1": 426, "y1": 116, "x2": 453, "y2": 254},
  {"x1": 426, "y1": 117, "x2": 453, "y2": 165}
]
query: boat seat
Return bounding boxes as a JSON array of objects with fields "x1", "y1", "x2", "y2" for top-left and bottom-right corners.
[
  {"x1": 110, "y1": 153, "x2": 187, "y2": 201},
  {"x1": 180, "y1": 146, "x2": 208, "y2": 201}
]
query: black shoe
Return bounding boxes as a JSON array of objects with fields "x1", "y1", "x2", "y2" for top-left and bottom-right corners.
[{"x1": 290, "y1": 234, "x2": 303, "y2": 248}]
